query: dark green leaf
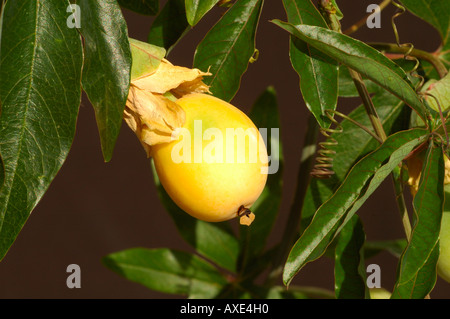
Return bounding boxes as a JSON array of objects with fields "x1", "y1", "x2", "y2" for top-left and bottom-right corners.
[
  {"x1": 282, "y1": 0, "x2": 338, "y2": 128},
  {"x1": 79, "y1": 0, "x2": 132, "y2": 162},
  {"x1": 334, "y1": 215, "x2": 368, "y2": 299},
  {"x1": 239, "y1": 86, "x2": 283, "y2": 271},
  {"x1": 151, "y1": 160, "x2": 240, "y2": 273},
  {"x1": 271, "y1": 21, "x2": 427, "y2": 122},
  {"x1": 0, "y1": 0, "x2": 83, "y2": 261},
  {"x1": 339, "y1": 58, "x2": 421, "y2": 98},
  {"x1": 193, "y1": 0, "x2": 263, "y2": 102},
  {"x1": 338, "y1": 65, "x2": 382, "y2": 97},
  {"x1": 102, "y1": 247, "x2": 227, "y2": 298},
  {"x1": 400, "y1": 0, "x2": 450, "y2": 49},
  {"x1": 391, "y1": 143, "x2": 444, "y2": 299},
  {"x1": 185, "y1": 0, "x2": 221, "y2": 26},
  {"x1": 284, "y1": 128, "x2": 429, "y2": 286},
  {"x1": 148, "y1": 0, "x2": 190, "y2": 54},
  {"x1": 300, "y1": 90, "x2": 411, "y2": 235},
  {"x1": 117, "y1": 0, "x2": 159, "y2": 15}
]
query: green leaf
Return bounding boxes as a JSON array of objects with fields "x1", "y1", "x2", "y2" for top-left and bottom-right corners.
[
  {"x1": 271, "y1": 21, "x2": 427, "y2": 122},
  {"x1": 391, "y1": 143, "x2": 444, "y2": 299},
  {"x1": 193, "y1": 0, "x2": 263, "y2": 102},
  {"x1": 151, "y1": 161, "x2": 240, "y2": 273},
  {"x1": 148, "y1": 0, "x2": 190, "y2": 54},
  {"x1": 334, "y1": 215, "x2": 368, "y2": 299},
  {"x1": 239, "y1": 86, "x2": 283, "y2": 271},
  {"x1": 117, "y1": 0, "x2": 159, "y2": 15},
  {"x1": 400, "y1": 0, "x2": 450, "y2": 49},
  {"x1": 282, "y1": 0, "x2": 338, "y2": 128},
  {"x1": 0, "y1": 0, "x2": 83, "y2": 261},
  {"x1": 423, "y1": 72, "x2": 450, "y2": 113},
  {"x1": 338, "y1": 65, "x2": 382, "y2": 97},
  {"x1": 185, "y1": 0, "x2": 221, "y2": 26},
  {"x1": 129, "y1": 38, "x2": 166, "y2": 80},
  {"x1": 300, "y1": 90, "x2": 411, "y2": 235},
  {"x1": 79, "y1": 0, "x2": 132, "y2": 162},
  {"x1": 265, "y1": 285, "x2": 335, "y2": 299},
  {"x1": 283, "y1": 128, "x2": 429, "y2": 286},
  {"x1": 102, "y1": 247, "x2": 227, "y2": 298},
  {"x1": 363, "y1": 239, "x2": 407, "y2": 259}
]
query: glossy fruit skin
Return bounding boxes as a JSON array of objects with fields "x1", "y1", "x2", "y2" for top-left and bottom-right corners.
[
  {"x1": 152, "y1": 93, "x2": 268, "y2": 222},
  {"x1": 369, "y1": 288, "x2": 391, "y2": 299}
]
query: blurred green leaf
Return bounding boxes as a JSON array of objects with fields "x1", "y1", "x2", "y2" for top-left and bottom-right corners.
[
  {"x1": 284, "y1": 128, "x2": 429, "y2": 286},
  {"x1": 148, "y1": 0, "x2": 190, "y2": 54},
  {"x1": 151, "y1": 161, "x2": 240, "y2": 273},
  {"x1": 364, "y1": 239, "x2": 407, "y2": 259},
  {"x1": 300, "y1": 91, "x2": 411, "y2": 234},
  {"x1": 0, "y1": 155, "x2": 4, "y2": 192},
  {"x1": 117, "y1": 0, "x2": 159, "y2": 15},
  {"x1": 391, "y1": 143, "x2": 444, "y2": 299},
  {"x1": 79, "y1": 0, "x2": 132, "y2": 162},
  {"x1": 334, "y1": 215, "x2": 368, "y2": 299},
  {"x1": 265, "y1": 285, "x2": 335, "y2": 299},
  {"x1": 193, "y1": 0, "x2": 263, "y2": 102},
  {"x1": 0, "y1": 0, "x2": 83, "y2": 261},
  {"x1": 103, "y1": 248, "x2": 227, "y2": 298},
  {"x1": 271, "y1": 21, "x2": 427, "y2": 122},
  {"x1": 282, "y1": 0, "x2": 338, "y2": 128},
  {"x1": 239, "y1": 86, "x2": 283, "y2": 272},
  {"x1": 185, "y1": 0, "x2": 221, "y2": 26},
  {"x1": 400, "y1": 0, "x2": 450, "y2": 50}
]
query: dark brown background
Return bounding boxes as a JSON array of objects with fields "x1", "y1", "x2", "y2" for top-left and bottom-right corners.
[{"x1": 0, "y1": 0, "x2": 449, "y2": 299}]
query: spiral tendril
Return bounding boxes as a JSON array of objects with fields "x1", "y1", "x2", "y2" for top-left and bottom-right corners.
[
  {"x1": 391, "y1": 0, "x2": 425, "y2": 92},
  {"x1": 310, "y1": 110, "x2": 344, "y2": 179}
]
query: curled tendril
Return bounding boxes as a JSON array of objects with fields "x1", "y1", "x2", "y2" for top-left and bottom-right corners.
[
  {"x1": 391, "y1": 0, "x2": 425, "y2": 93},
  {"x1": 310, "y1": 110, "x2": 343, "y2": 179},
  {"x1": 310, "y1": 109, "x2": 382, "y2": 179}
]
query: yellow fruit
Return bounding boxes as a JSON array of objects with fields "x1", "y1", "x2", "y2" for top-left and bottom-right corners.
[
  {"x1": 152, "y1": 93, "x2": 269, "y2": 223},
  {"x1": 369, "y1": 288, "x2": 391, "y2": 299},
  {"x1": 438, "y1": 186, "x2": 450, "y2": 283}
]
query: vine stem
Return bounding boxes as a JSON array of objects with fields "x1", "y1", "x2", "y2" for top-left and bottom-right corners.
[
  {"x1": 347, "y1": 67, "x2": 413, "y2": 241},
  {"x1": 265, "y1": 114, "x2": 319, "y2": 285},
  {"x1": 343, "y1": 0, "x2": 392, "y2": 35},
  {"x1": 327, "y1": 0, "x2": 414, "y2": 241},
  {"x1": 369, "y1": 42, "x2": 448, "y2": 79}
]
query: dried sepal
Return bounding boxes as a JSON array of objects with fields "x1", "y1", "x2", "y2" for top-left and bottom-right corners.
[
  {"x1": 124, "y1": 45, "x2": 211, "y2": 156},
  {"x1": 132, "y1": 59, "x2": 211, "y2": 94},
  {"x1": 124, "y1": 87, "x2": 185, "y2": 156}
]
